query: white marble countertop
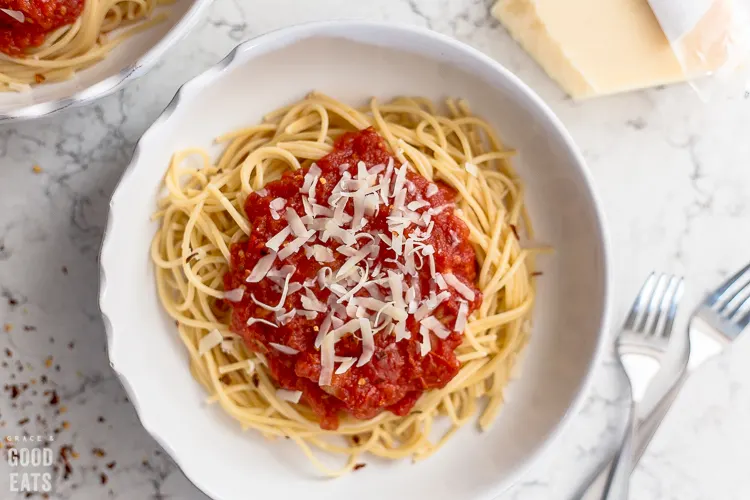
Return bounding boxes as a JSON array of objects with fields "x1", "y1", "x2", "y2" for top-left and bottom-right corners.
[{"x1": 1, "y1": 0, "x2": 749, "y2": 498}]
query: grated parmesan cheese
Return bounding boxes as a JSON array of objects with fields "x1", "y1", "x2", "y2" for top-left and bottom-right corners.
[
  {"x1": 319, "y1": 334, "x2": 335, "y2": 386},
  {"x1": 246, "y1": 253, "x2": 276, "y2": 283},
  {"x1": 454, "y1": 301, "x2": 469, "y2": 332},
  {"x1": 421, "y1": 315, "x2": 451, "y2": 339},
  {"x1": 335, "y1": 356, "x2": 357, "y2": 375},
  {"x1": 0, "y1": 9, "x2": 25, "y2": 23},
  {"x1": 199, "y1": 329, "x2": 223, "y2": 356},
  {"x1": 224, "y1": 288, "x2": 245, "y2": 302},
  {"x1": 276, "y1": 389, "x2": 302, "y2": 403},
  {"x1": 443, "y1": 273, "x2": 476, "y2": 301},
  {"x1": 419, "y1": 325, "x2": 431, "y2": 356},
  {"x1": 266, "y1": 227, "x2": 291, "y2": 252},
  {"x1": 269, "y1": 342, "x2": 299, "y2": 355},
  {"x1": 246, "y1": 317, "x2": 278, "y2": 328}
]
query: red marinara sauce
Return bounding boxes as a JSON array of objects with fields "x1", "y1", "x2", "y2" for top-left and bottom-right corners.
[
  {"x1": 0, "y1": 0, "x2": 84, "y2": 57},
  {"x1": 223, "y1": 128, "x2": 482, "y2": 430}
]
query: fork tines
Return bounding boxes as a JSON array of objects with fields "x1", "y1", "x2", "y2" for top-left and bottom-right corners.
[
  {"x1": 624, "y1": 273, "x2": 685, "y2": 338},
  {"x1": 708, "y1": 262, "x2": 750, "y2": 327}
]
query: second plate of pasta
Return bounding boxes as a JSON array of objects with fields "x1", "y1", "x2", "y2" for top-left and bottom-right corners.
[{"x1": 0, "y1": 0, "x2": 211, "y2": 121}]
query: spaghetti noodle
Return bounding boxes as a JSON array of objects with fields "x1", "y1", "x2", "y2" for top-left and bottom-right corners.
[
  {"x1": 151, "y1": 93, "x2": 539, "y2": 476},
  {"x1": 0, "y1": 0, "x2": 167, "y2": 91}
]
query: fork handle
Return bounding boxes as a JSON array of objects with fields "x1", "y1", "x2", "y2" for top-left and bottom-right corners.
[
  {"x1": 630, "y1": 370, "x2": 688, "y2": 464},
  {"x1": 574, "y1": 370, "x2": 689, "y2": 499},
  {"x1": 598, "y1": 404, "x2": 635, "y2": 500}
]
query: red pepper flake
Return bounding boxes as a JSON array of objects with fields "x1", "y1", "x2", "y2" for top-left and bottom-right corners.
[
  {"x1": 62, "y1": 421, "x2": 70, "y2": 430},
  {"x1": 59, "y1": 446, "x2": 74, "y2": 479},
  {"x1": 8, "y1": 385, "x2": 20, "y2": 399},
  {"x1": 3, "y1": 324, "x2": 12, "y2": 333},
  {"x1": 92, "y1": 448, "x2": 106, "y2": 458},
  {"x1": 61, "y1": 266, "x2": 68, "y2": 275},
  {"x1": 18, "y1": 417, "x2": 29, "y2": 425},
  {"x1": 106, "y1": 461, "x2": 116, "y2": 469},
  {"x1": 100, "y1": 472, "x2": 108, "y2": 485},
  {"x1": 252, "y1": 374, "x2": 260, "y2": 387},
  {"x1": 353, "y1": 463, "x2": 367, "y2": 471},
  {"x1": 510, "y1": 224, "x2": 520, "y2": 240},
  {"x1": 352, "y1": 435, "x2": 360, "y2": 444},
  {"x1": 97, "y1": 416, "x2": 105, "y2": 423},
  {"x1": 531, "y1": 271, "x2": 543, "y2": 277},
  {"x1": 44, "y1": 356, "x2": 53, "y2": 368},
  {"x1": 23, "y1": 325, "x2": 36, "y2": 332},
  {"x1": 7, "y1": 297, "x2": 17, "y2": 306},
  {"x1": 4, "y1": 348, "x2": 11, "y2": 357},
  {"x1": 34, "y1": 74, "x2": 46, "y2": 84},
  {"x1": 67, "y1": 341, "x2": 75, "y2": 350},
  {"x1": 48, "y1": 390, "x2": 59, "y2": 406}
]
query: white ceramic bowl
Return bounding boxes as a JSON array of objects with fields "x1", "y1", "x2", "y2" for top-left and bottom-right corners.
[
  {"x1": 99, "y1": 21, "x2": 611, "y2": 500},
  {"x1": 0, "y1": 0, "x2": 212, "y2": 122}
]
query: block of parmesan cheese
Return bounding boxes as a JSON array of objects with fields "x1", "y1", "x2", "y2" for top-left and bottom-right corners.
[{"x1": 492, "y1": 0, "x2": 737, "y2": 99}]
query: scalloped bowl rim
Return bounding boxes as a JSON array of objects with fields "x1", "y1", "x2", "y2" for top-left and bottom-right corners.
[{"x1": 99, "y1": 20, "x2": 612, "y2": 500}]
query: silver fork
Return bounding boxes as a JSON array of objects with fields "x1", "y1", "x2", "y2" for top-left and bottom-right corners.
[
  {"x1": 577, "y1": 273, "x2": 685, "y2": 500},
  {"x1": 624, "y1": 262, "x2": 750, "y2": 476}
]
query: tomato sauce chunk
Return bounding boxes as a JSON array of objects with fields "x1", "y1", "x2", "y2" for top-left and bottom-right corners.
[{"x1": 224, "y1": 128, "x2": 482, "y2": 430}]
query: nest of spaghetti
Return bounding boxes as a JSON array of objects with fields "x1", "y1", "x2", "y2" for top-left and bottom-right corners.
[{"x1": 152, "y1": 92, "x2": 544, "y2": 476}]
